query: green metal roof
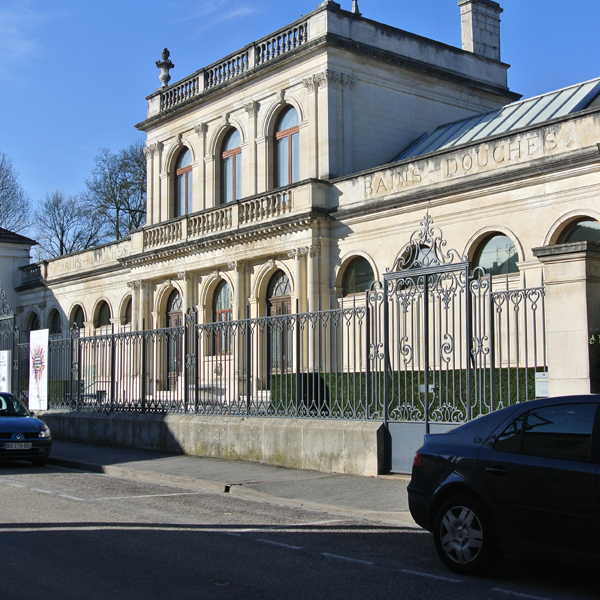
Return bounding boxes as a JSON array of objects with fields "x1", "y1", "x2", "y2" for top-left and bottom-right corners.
[{"x1": 395, "y1": 77, "x2": 600, "y2": 162}]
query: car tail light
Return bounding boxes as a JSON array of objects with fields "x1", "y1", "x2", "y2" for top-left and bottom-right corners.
[{"x1": 413, "y1": 449, "x2": 422, "y2": 467}]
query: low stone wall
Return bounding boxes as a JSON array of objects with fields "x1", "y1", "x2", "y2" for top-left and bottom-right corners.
[{"x1": 38, "y1": 411, "x2": 386, "y2": 476}]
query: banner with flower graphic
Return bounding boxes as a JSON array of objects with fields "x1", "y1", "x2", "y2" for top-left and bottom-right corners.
[{"x1": 29, "y1": 329, "x2": 49, "y2": 410}]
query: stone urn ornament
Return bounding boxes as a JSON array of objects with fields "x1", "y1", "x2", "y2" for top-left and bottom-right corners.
[{"x1": 156, "y1": 48, "x2": 174, "y2": 88}]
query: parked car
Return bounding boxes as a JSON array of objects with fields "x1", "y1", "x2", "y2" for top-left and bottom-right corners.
[
  {"x1": 408, "y1": 395, "x2": 600, "y2": 574},
  {"x1": 0, "y1": 392, "x2": 52, "y2": 466}
]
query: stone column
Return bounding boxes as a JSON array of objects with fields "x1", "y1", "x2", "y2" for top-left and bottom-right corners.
[
  {"x1": 341, "y1": 75, "x2": 356, "y2": 176},
  {"x1": 533, "y1": 241, "x2": 600, "y2": 395},
  {"x1": 139, "y1": 282, "x2": 148, "y2": 331},
  {"x1": 244, "y1": 101, "x2": 259, "y2": 196},
  {"x1": 229, "y1": 261, "x2": 245, "y2": 320},
  {"x1": 302, "y1": 75, "x2": 319, "y2": 179},
  {"x1": 288, "y1": 248, "x2": 306, "y2": 313},
  {"x1": 178, "y1": 271, "x2": 194, "y2": 314},
  {"x1": 307, "y1": 245, "x2": 320, "y2": 312},
  {"x1": 194, "y1": 123, "x2": 208, "y2": 212},
  {"x1": 128, "y1": 280, "x2": 141, "y2": 331}
]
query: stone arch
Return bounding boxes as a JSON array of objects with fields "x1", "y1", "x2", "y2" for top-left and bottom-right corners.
[
  {"x1": 69, "y1": 303, "x2": 86, "y2": 328},
  {"x1": 252, "y1": 259, "x2": 294, "y2": 302},
  {"x1": 545, "y1": 209, "x2": 600, "y2": 246},
  {"x1": 119, "y1": 294, "x2": 133, "y2": 326},
  {"x1": 334, "y1": 251, "x2": 379, "y2": 291},
  {"x1": 92, "y1": 298, "x2": 113, "y2": 329},
  {"x1": 208, "y1": 117, "x2": 247, "y2": 157},
  {"x1": 154, "y1": 280, "x2": 184, "y2": 317},
  {"x1": 260, "y1": 93, "x2": 305, "y2": 139},
  {"x1": 463, "y1": 226, "x2": 525, "y2": 265},
  {"x1": 199, "y1": 272, "x2": 234, "y2": 323}
]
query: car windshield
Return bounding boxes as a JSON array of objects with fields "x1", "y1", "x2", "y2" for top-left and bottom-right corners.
[{"x1": 0, "y1": 393, "x2": 30, "y2": 417}]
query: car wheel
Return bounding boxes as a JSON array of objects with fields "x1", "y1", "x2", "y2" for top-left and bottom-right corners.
[
  {"x1": 432, "y1": 495, "x2": 502, "y2": 575},
  {"x1": 31, "y1": 458, "x2": 47, "y2": 467}
]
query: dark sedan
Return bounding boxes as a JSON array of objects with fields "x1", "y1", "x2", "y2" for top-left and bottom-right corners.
[
  {"x1": 408, "y1": 395, "x2": 600, "y2": 574},
  {"x1": 0, "y1": 392, "x2": 52, "y2": 466}
]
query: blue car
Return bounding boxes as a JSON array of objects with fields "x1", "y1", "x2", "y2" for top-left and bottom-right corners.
[
  {"x1": 0, "y1": 392, "x2": 52, "y2": 466},
  {"x1": 408, "y1": 395, "x2": 600, "y2": 574}
]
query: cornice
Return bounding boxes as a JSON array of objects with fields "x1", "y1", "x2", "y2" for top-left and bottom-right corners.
[
  {"x1": 137, "y1": 33, "x2": 517, "y2": 132},
  {"x1": 332, "y1": 146, "x2": 600, "y2": 224},
  {"x1": 120, "y1": 209, "x2": 330, "y2": 267}
]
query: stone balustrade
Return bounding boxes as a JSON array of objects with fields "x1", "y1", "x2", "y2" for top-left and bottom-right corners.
[
  {"x1": 160, "y1": 75, "x2": 202, "y2": 111},
  {"x1": 157, "y1": 20, "x2": 308, "y2": 112},
  {"x1": 21, "y1": 264, "x2": 42, "y2": 285},
  {"x1": 255, "y1": 24, "x2": 308, "y2": 65},
  {"x1": 143, "y1": 188, "x2": 296, "y2": 251},
  {"x1": 143, "y1": 221, "x2": 182, "y2": 249}
]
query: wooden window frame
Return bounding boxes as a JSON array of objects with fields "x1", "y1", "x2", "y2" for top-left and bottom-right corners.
[
  {"x1": 275, "y1": 125, "x2": 300, "y2": 187},
  {"x1": 222, "y1": 146, "x2": 242, "y2": 204},
  {"x1": 175, "y1": 164, "x2": 192, "y2": 217}
]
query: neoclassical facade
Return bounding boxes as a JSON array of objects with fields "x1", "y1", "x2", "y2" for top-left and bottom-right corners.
[{"x1": 9, "y1": 0, "x2": 600, "y2": 397}]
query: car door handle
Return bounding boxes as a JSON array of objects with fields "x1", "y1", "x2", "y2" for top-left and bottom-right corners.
[{"x1": 486, "y1": 466, "x2": 510, "y2": 476}]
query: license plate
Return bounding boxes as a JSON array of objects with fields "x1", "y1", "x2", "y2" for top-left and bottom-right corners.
[{"x1": 4, "y1": 442, "x2": 32, "y2": 450}]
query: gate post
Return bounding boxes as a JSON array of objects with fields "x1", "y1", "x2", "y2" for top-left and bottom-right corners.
[
  {"x1": 245, "y1": 305, "x2": 252, "y2": 414},
  {"x1": 12, "y1": 325, "x2": 19, "y2": 397},
  {"x1": 141, "y1": 320, "x2": 147, "y2": 413},
  {"x1": 423, "y1": 275, "x2": 430, "y2": 434},
  {"x1": 365, "y1": 292, "x2": 371, "y2": 420}
]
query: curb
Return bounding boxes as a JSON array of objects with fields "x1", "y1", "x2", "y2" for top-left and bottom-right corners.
[{"x1": 47, "y1": 456, "x2": 419, "y2": 528}]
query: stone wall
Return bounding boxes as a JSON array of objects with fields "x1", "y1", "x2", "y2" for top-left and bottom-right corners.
[{"x1": 38, "y1": 411, "x2": 386, "y2": 477}]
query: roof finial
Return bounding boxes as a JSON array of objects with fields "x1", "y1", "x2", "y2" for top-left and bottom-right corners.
[
  {"x1": 156, "y1": 48, "x2": 175, "y2": 89},
  {"x1": 352, "y1": 0, "x2": 361, "y2": 16}
]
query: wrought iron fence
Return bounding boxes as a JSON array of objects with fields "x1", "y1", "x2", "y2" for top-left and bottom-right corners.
[{"x1": 13, "y1": 281, "x2": 543, "y2": 423}]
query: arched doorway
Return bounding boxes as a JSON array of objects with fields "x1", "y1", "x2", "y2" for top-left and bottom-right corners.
[
  {"x1": 166, "y1": 289, "x2": 183, "y2": 390},
  {"x1": 266, "y1": 270, "x2": 292, "y2": 378}
]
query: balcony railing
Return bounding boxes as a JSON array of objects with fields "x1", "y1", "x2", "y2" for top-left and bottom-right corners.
[
  {"x1": 159, "y1": 21, "x2": 308, "y2": 112},
  {"x1": 21, "y1": 264, "x2": 42, "y2": 286},
  {"x1": 143, "y1": 188, "x2": 293, "y2": 251}
]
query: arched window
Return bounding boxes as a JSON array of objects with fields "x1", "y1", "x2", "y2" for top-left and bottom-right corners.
[
  {"x1": 95, "y1": 301, "x2": 111, "y2": 329},
  {"x1": 343, "y1": 258, "x2": 375, "y2": 296},
  {"x1": 213, "y1": 281, "x2": 232, "y2": 353},
  {"x1": 71, "y1": 305, "x2": 85, "y2": 329},
  {"x1": 166, "y1": 290, "x2": 183, "y2": 389},
  {"x1": 175, "y1": 148, "x2": 193, "y2": 217},
  {"x1": 221, "y1": 129, "x2": 242, "y2": 204},
  {"x1": 474, "y1": 234, "x2": 519, "y2": 275},
  {"x1": 275, "y1": 107, "x2": 299, "y2": 188},
  {"x1": 560, "y1": 219, "x2": 600, "y2": 243},
  {"x1": 26, "y1": 312, "x2": 40, "y2": 333},
  {"x1": 123, "y1": 298, "x2": 132, "y2": 326},
  {"x1": 267, "y1": 270, "x2": 292, "y2": 375},
  {"x1": 48, "y1": 309, "x2": 62, "y2": 336}
]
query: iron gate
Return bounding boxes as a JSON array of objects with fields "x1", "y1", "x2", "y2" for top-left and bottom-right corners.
[{"x1": 368, "y1": 214, "x2": 546, "y2": 472}]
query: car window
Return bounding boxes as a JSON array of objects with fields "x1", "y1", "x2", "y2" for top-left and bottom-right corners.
[
  {"x1": 522, "y1": 403, "x2": 597, "y2": 462},
  {"x1": 0, "y1": 393, "x2": 30, "y2": 417},
  {"x1": 494, "y1": 414, "x2": 525, "y2": 453}
]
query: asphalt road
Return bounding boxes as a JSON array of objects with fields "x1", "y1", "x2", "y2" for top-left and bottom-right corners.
[{"x1": 0, "y1": 462, "x2": 597, "y2": 600}]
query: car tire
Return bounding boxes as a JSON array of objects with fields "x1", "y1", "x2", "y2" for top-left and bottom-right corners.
[
  {"x1": 432, "y1": 495, "x2": 502, "y2": 575},
  {"x1": 31, "y1": 458, "x2": 47, "y2": 467}
]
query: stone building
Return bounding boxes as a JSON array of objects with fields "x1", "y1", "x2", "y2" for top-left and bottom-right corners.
[{"x1": 4, "y1": 0, "x2": 600, "y2": 472}]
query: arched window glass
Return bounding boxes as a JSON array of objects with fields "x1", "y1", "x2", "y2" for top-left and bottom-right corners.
[
  {"x1": 166, "y1": 290, "x2": 183, "y2": 314},
  {"x1": 175, "y1": 148, "x2": 193, "y2": 217},
  {"x1": 222, "y1": 129, "x2": 242, "y2": 204},
  {"x1": 213, "y1": 281, "x2": 232, "y2": 354},
  {"x1": 275, "y1": 107, "x2": 299, "y2": 188},
  {"x1": 474, "y1": 235, "x2": 519, "y2": 275},
  {"x1": 96, "y1": 301, "x2": 111, "y2": 328},
  {"x1": 560, "y1": 219, "x2": 600, "y2": 243},
  {"x1": 71, "y1": 306, "x2": 84, "y2": 329},
  {"x1": 48, "y1": 310, "x2": 62, "y2": 335},
  {"x1": 27, "y1": 313, "x2": 40, "y2": 333},
  {"x1": 123, "y1": 299, "x2": 132, "y2": 326},
  {"x1": 267, "y1": 270, "x2": 292, "y2": 299},
  {"x1": 343, "y1": 258, "x2": 375, "y2": 296}
]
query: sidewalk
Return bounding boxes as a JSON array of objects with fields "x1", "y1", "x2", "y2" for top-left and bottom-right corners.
[{"x1": 48, "y1": 441, "x2": 417, "y2": 527}]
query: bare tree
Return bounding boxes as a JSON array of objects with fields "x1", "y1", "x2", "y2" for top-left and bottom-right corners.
[
  {"x1": 0, "y1": 150, "x2": 32, "y2": 232},
  {"x1": 85, "y1": 140, "x2": 147, "y2": 241},
  {"x1": 34, "y1": 191, "x2": 106, "y2": 259}
]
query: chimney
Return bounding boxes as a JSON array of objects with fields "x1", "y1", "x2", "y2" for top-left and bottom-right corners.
[{"x1": 458, "y1": 0, "x2": 503, "y2": 62}]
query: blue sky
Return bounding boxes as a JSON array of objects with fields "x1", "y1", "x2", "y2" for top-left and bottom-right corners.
[{"x1": 1, "y1": 0, "x2": 599, "y2": 206}]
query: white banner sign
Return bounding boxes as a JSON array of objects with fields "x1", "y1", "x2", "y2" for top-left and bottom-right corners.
[
  {"x1": 0, "y1": 350, "x2": 11, "y2": 393},
  {"x1": 29, "y1": 329, "x2": 49, "y2": 410}
]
